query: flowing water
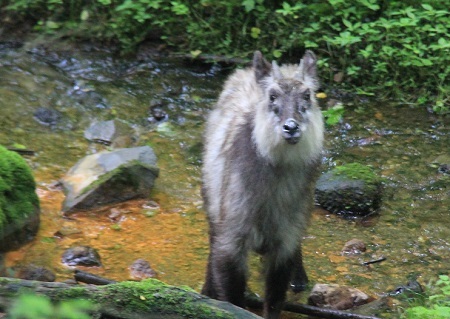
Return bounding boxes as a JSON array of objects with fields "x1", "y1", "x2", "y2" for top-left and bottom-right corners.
[{"x1": 0, "y1": 43, "x2": 448, "y2": 317}]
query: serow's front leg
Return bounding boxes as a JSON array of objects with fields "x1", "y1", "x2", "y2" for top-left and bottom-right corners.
[
  {"x1": 264, "y1": 257, "x2": 294, "y2": 319},
  {"x1": 207, "y1": 243, "x2": 248, "y2": 308},
  {"x1": 290, "y1": 245, "x2": 309, "y2": 293}
]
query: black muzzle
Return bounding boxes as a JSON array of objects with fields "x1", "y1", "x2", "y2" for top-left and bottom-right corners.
[{"x1": 283, "y1": 118, "x2": 301, "y2": 144}]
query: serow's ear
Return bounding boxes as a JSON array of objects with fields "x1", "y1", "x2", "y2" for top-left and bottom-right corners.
[
  {"x1": 300, "y1": 50, "x2": 317, "y2": 79},
  {"x1": 253, "y1": 51, "x2": 272, "y2": 83}
]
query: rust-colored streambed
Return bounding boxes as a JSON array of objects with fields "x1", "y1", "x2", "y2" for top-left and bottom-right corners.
[{"x1": 0, "y1": 45, "x2": 449, "y2": 318}]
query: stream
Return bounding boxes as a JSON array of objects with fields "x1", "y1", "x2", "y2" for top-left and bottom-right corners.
[{"x1": 0, "y1": 43, "x2": 449, "y2": 318}]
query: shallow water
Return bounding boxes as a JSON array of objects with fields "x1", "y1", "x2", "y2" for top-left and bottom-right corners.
[{"x1": 0, "y1": 44, "x2": 448, "y2": 317}]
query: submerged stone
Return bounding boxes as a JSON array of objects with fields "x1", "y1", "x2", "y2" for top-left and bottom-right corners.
[
  {"x1": 84, "y1": 119, "x2": 135, "y2": 147},
  {"x1": 129, "y1": 259, "x2": 157, "y2": 280},
  {"x1": 316, "y1": 163, "x2": 382, "y2": 216},
  {"x1": 341, "y1": 238, "x2": 367, "y2": 255},
  {"x1": 61, "y1": 146, "x2": 159, "y2": 214},
  {"x1": 0, "y1": 145, "x2": 40, "y2": 252},
  {"x1": 17, "y1": 264, "x2": 56, "y2": 282}
]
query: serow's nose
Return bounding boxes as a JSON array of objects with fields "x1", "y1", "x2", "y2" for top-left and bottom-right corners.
[{"x1": 282, "y1": 118, "x2": 301, "y2": 144}]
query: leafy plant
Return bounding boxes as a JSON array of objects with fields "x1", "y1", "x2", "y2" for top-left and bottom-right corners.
[
  {"x1": 401, "y1": 275, "x2": 450, "y2": 319},
  {"x1": 322, "y1": 103, "x2": 345, "y2": 126},
  {"x1": 8, "y1": 294, "x2": 95, "y2": 319},
  {"x1": 1, "y1": 0, "x2": 449, "y2": 113}
]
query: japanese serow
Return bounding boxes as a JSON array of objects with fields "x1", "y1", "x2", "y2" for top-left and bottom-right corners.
[{"x1": 201, "y1": 50, "x2": 324, "y2": 319}]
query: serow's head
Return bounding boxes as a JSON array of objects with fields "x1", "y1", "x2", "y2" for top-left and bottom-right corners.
[{"x1": 253, "y1": 50, "x2": 319, "y2": 146}]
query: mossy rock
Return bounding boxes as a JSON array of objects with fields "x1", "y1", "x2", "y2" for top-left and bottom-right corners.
[
  {"x1": 0, "y1": 145, "x2": 40, "y2": 252},
  {"x1": 315, "y1": 163, "x2": 382, "y2": 217}
]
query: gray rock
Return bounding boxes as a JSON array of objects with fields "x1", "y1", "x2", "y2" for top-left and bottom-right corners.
[
  {"x1": 342, "y1": 238, "x2": 367, "y2": 255},
  {"x1": 33, "y1": 107, "x2": 61, "y2": 127},
  {"x1": 84, "y1": 119, "x2": 135, "y2": 147},
  {"x1": 17, "y1": 264, "x2": 56, "y2": 282},
  {"x1": 61, "y1": 146, "x2": 159, "y2": 214},
  {"x1": 129, "y1": 259, "x2": 157, "y2": 280},
  {"x1": 62, "y1": 246, "x2": 102, "y2": 267},
  {"x1": 316, "y1": 163, "x2": 382, "y2": 216},
  {"x1": 308, "y1": 283, "x2": 370, "y2": 310},
  {"x1": 431, "y1": 154, "x2": 450, "y2": 175}
]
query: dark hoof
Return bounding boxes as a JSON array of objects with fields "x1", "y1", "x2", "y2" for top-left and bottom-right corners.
[{"x1": 290, "y1": 280, "x2": 308, "y2": 293}]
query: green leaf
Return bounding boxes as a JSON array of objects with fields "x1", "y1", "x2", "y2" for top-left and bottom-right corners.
[
  {"x1": 190, "y1": 49, "x2": 202, "y2": 58},
  {"x1": 250, "y1": 27, "x2": 261, "y2": 39},
  {"x1": 80, "y1": 9, "x2": 89, "y2": 21},
  {"x1": 421, "y1": 4, "x2": 433, "y2": 11},
  {"x1": 242, "y1": 0, "x2": 255, "y2": 12},
  {"x1": 45, "y1": 20, "x2": 60, "y2": 29},
  {"x1": 342, "y1": 19, "x2": 352, "y2": 28},
  {"x1": 273, "y1": 50, "x2": 282, "y2": 58}
]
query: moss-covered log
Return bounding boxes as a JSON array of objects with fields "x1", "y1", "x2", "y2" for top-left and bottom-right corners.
[{"x1": 0, "y1": 277, "x2": 261, "y2": 319}]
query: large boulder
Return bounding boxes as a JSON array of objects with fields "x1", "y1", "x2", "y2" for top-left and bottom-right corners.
[
  {"x1": 61, "y1": 146, "x2": 159, "y2": 214},
  {"x1": 315, "y1": 163, "x2": 382, "y2": 217},
  {"x1": 0, "y1": 145, "x2": 40, "y2": 252}
]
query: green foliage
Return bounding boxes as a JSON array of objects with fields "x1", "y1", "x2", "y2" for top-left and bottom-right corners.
[
  {"x1": 1, "y1": 0, "x2": 449, "y2": 113},
  {"x1": 402, "y1": 275, "x2": 450, "y2": 319},
  {"x1": 322, "y1": 103, "x2": 345, "y2": 126},
  {"x1": 8, "y1": 294, "x2": 94, "y2": 319}
]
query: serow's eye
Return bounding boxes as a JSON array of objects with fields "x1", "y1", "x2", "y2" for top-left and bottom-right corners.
[
  {"x1": 269, "y1": 94, "x2": 277, "y2": 103},
  {"x1": 303, "y1": 91, "x2": 311, "y2": 101}
]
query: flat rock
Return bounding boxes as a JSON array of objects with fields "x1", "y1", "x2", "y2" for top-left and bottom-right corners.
[{"x1": 61, "y1": 146, "x2": 159, "y2": 214}]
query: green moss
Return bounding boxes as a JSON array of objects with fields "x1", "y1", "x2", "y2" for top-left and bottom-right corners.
[
  {"x1": 2, "y1": 278, "x2": 246, "y2": 319},
  {"x1": 316, "y1": 163, "x2": 383, "y2": 216},
  {"x1": 0, "y1": 145, "x2": 40, "y2": 239},
  {"x1": 100, "y1": 279, "x2": 234, "y2": 319},
  {"x1": 333, "y1": 163, "x2": 382, "y2": 185}
]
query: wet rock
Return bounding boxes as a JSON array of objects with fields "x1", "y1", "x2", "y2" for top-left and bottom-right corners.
[
  {"x1": 431, "y1": 154, "x2": 450, "y2": 175},
  {"x1": 0, "y1": 145, "x2": 40, "y2": 252},
  {"x1": 316, "y1": 163, "x2": 383, "y2": 216},
  {"x1": 61, "y1": 146, "x2": 159, "y2": 214},
  {"x1": 308, "y1": 283, "x2": 370, "y2": 310},
  {"x1": 70, "y1": 86, "x2": 109, "y2": 109},
  {"x1": 351, "y1": 296, "x2": 390, "y2": 317},
  {"x1": 129, "y1": 259, "x2": 157, "y2": 280},
  {"x1": 389, "y1": 280, "x2": 423, "y2": 296},
  {"x1": 342, "y1": 239, "x2": 366, "y2": 256},
  {"x1": 84, "y1": 119, "x2": 135, "y2": 147},
  {"x1": 147, "y1": 99, "x2": 169, "y2": 123},
  {"x1": 17, "y1": 264, "x2": 56, "y2": 282},
  {"x1": 54, "y1": 224, "x2": 82, "y2": 238},
  {"x1": 108, "y1": 208, "x2": 123, "y2": 222},
  {"x1": 33, "y1": 107, "x2": 62, "y2": 127},
  {"x1": 62, "y1": 246, "x2": 102, "y2": 267}
]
